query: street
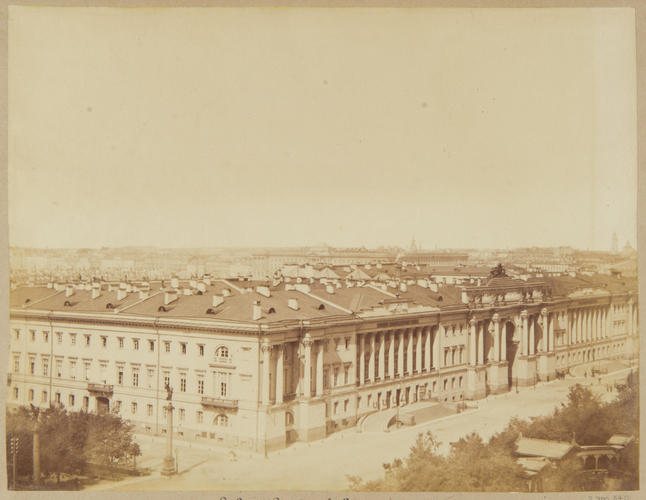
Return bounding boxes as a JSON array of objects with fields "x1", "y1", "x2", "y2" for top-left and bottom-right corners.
[{"x1": 86, "y1": 360, "x2": 635, "y2": 492}]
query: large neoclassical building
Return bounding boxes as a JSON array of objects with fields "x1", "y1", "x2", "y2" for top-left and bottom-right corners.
[{"x1": 7, "y1": 269, "x2": 639, "y2": 452}]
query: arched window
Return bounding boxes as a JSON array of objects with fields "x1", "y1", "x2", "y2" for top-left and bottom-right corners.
[
  {"x1": 216, "y1": 346, "x2": 229, "y2": 359},
  {"x1": 285, "y1": 411, "x2": 294, "y2": 426},
  {"x1": 318, "y1": 304, "x2": 326, "y2": 310},
  {"x1": 268, "y1": 307, "x2": 276, "y2": 314},
  {"x1": 214, "y1": 414, "x2": 228, "y2": 426}
]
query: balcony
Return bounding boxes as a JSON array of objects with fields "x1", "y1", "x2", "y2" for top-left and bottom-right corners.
[
  {"x1": 209, "y1": 356, "x2": 235, "y2": 369},
  {"x1": 87, "y1": 382, "x2": 114, "y2": 396},
  {"x1": 200, "y1": 396, "x2": 238, "y2": 410}
]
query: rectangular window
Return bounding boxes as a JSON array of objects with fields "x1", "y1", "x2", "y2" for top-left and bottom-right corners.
[
  {"x1": 83, "y1": 362, "x2": 90, "y2": 380},
  {"x1": 118, "y1": 337, "x2": 124, "y2": 349},
  {"x1": 13, "y1": 358, "x2": 19, "y2": 373},
  {"x1": 133, "y1": 339, "x2": 139, "y2": 350},
  {"x1": 149, "y1": 340, "x2": 155, "y2": 352},
  {"x1": 220, "y1": 382, "x2": 227, "y2": 397},
  {"x1": 70, "y1": 360, "x2": 77, "y2": 379},
  {"x1": 197, "y1": 379, "x2": 204, "y2": 395},
  {"x1": 13, "y1": 387, "x2": 19, "y2": 399},
  {"x1": 85, "y1": 335, "x2": 91, "y2": 346},
  {"x1": 43, "y1": 331, "x2": 49, "y2": 343},
  {"x1": 334, "y1": 367, "x2": 339, "y2": 386},
  {"x1": 14, "y1": 329, "x2": 20, "y2": 340},
  {"x1": 164, "y1": 341, "x2": 171, "y2": 353},
  {"x1": 164, "y1": 375, "x2": 170, "y2": 388},
  {"x1": 70, "y1": 334, "x2": 76, "y2": 345},
  {"x1": 56, "y1": 359, "x2": 62, "y2": 377},
  {"x1": 101, "y1": 336, "x2": 107, "y2": 347},
  {"x1": 55, "y1": 392, "x2": 61, "y2": 403},
  {"x1": 344, "y1": 366, "x2": 349, "y2": 385},
  {"x1": 147, "y1": 404, "x2": 153, "y2": 417},
  {"x1": 197, "y1": 411, "x2": 204, "y2": 424},
  {"x1": 42, "y1": 360, "x2": 48, "y2": 377},
  {"x1": 69, "y1": 394, "x2": 75, "y2": 406},
  {"x1": 29, "y1": 360, "x2": 35, "y2": 375},
  {"x1": 334, "y1": 401, "x2": 338, "y2": 414},
  {"x1": 30, "y1": 330, "x2": 36, "y2": 342},
  {"x1": 181, "y1": 343, "x2": 187, "y2": 355},
  {"x1": 131, "y1": 402, "x2": 137, "y2": 414},
  {"x1": 198, "y1": 345, "x2": 204, "y2": 356},
  {"x1": 345, "y1": 337, "x2": 350, "y2": 350},
  {"x1": 180, "y1": 377, "x2": 186, "y2": 392},
  {"x1": 115, "y1": 400, "x2": 122, "y2": 412},
  {"x1": 179, "y1": 408, "x2": 185, "y2": 421},
  {"x1": 56, "y1": 333, "x2": 62, "y2": 344},
  {"x1": 28, "y1": 389, "x2": 34, "y2": 401},
  {"x1": 132, "y1": 370, "x2": 139, "y2": 387},
  {"x1": 344, "y1": 399, "x2": 349, "y2": 412},
  {"x1": 83, "y1": 396, "x2": 89, "y2": 410},
  {"x1": 118, "y1": 368, "x2": 124, "y2": 385},
  {"x1": 41, "y1": 391, "x2": 47, "y2": 403}
]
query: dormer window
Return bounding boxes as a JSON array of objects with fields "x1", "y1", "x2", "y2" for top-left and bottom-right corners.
[
  {"x1": 318, "y1": 304, "x2": 325, "y2": 310},
  {"x1": 268, "y1": 307, "x2": 276, "y2": 314}
]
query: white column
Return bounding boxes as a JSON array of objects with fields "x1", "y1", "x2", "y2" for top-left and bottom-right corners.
[
  {"x1": 576, "y1": 310, "x2": 582, "y2": 343},
  {"x1": 424, "y1": 327, "x2": 431, "y2": 371},
  {"x1": 501, "y1": 320, "x2": 507, "y2": 361},
  {"x1": 477, "y1": 322, "x2": 484, "y2": 365},
  {"x1": 276, "y1": 345, "x2": 284, "y2": 404},
  {"x1": 261, "y1": 342, "x2": 271, "y2": 405},
  {"x1": 378, "y1": 333, "x2": 386, "y2": 380},
  {"x1": 368, "y1": 333, "x2": 375, "y2": 382},
  {"x1": 316, "y1": 341, "x2": 323, "y2": 396},
  {"x1": 529, "y1": 316, "x2": 535, "y2": 355},
  {"x1": 349, "y1": 336, "x2": 356, "y2": 385},
  {"x1": 432, "y1": 327, "x2": 439, "y2": 369},
  {"x1": 359, "y1": 335, "x2": 365, "y2": 386},
  {"x1": 406, "y1": 329, "x2": 414, "y2": 375},
  {"x1": 521, "y1": 312, "x2": 528, "y2": 355},
  {"x1": 388, "y1": 331, "x2": 395, "y2": 378},
  {"x1": 415, "y1": 328, "x2": 424, "y2": 373},
  {"x1": 492, "y1": 315, "x2": 500, "y2": 362},
  {"x1": 469, "y1": 319, "x2": 477, "y2": 365},
  {"x1": 302, "y1": 337, "x2": 312, "y2": 398},
  {"x1": 398, "y1": 329, "x2": 405, "y2": 375}
]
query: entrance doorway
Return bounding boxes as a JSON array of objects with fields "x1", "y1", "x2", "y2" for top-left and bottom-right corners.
[{"x1": 96, "y1": 397, "x2": 110, "y2": 415}]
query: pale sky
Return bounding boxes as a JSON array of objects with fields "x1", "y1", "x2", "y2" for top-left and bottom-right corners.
[{"x1": 8, "y1": 7, "x2": 637, "y2": 251}]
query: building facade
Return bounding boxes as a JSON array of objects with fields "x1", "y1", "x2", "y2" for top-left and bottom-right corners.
[{"x1": 7, "y1": 274, "x2": 639, "y2": 453}]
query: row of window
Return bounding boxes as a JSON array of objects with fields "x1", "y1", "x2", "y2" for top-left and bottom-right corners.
[
  {"x1": 13, "y1": 358, "x2": 229, "y2": 397},
  {"x1": 12, "y1": 330, "x2": 230, "y2": 359},
  {"x1": 10, "y1": 388, "x2": 230, "y2": 426}
]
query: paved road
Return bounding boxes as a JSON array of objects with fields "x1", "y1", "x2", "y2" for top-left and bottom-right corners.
[{"x1": 88, "y1": 360, "x2": 635, "y2": 492}]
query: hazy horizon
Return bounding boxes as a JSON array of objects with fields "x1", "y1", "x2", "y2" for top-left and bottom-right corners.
[{"x1": 8, "y1": 8, "x2": 638, "y2": 252}]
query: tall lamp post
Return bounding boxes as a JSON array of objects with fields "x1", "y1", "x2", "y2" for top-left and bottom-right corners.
[{"x1": 161, "y1": 383, "x2": 176, "y2": 477}]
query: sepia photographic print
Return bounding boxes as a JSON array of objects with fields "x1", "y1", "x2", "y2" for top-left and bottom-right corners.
[{"x1": 3, "y1": 3, "x2": 643, "y2": 498}]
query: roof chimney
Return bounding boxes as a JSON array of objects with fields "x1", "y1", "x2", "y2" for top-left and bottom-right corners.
[
  {"x1": 203, "y1": 276, "x2": 212, "y2": 286},
  {"x1": 65, "y1": 285, "x2": 75, "y2": 297},
  {"x1": 326, "y1": 284, "x2": 335, "y2": 294},
  {"x1": 288, "y1": 298, "x2": 299, "y2": 310},
  {"x1": 212, "y1": 295, "x2": 224, "y2": 307},
  {"x1": 222, "y1": 288, "x2": 232, "y2": 297},
  {"x1": 164, "y1": 290, "x2": 178, "y2": 305},
  {"x1": 91, "y1": 283, "x2": 101, "y2": 299},
  {"x1": 197, "y1": 282, "x2": 206, "y2": 293},
  {"x1": 256, "y1": 286, "x2": 271, "y2": 298},
  {"x1": 170, "y1": 278, "x2": 179, "y2": 289},
  {"x1": 253, "y1": 300, "x2": 262, "y2": 321}
]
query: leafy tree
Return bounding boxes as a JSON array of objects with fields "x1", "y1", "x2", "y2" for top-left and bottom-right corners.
[{"x1": 6, "y1": 404, "x2": 141, "y2": 485}]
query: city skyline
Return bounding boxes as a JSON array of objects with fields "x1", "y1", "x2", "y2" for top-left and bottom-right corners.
[{"x1": 8, "y1": 8, "x2": 637, "y2": 252}]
